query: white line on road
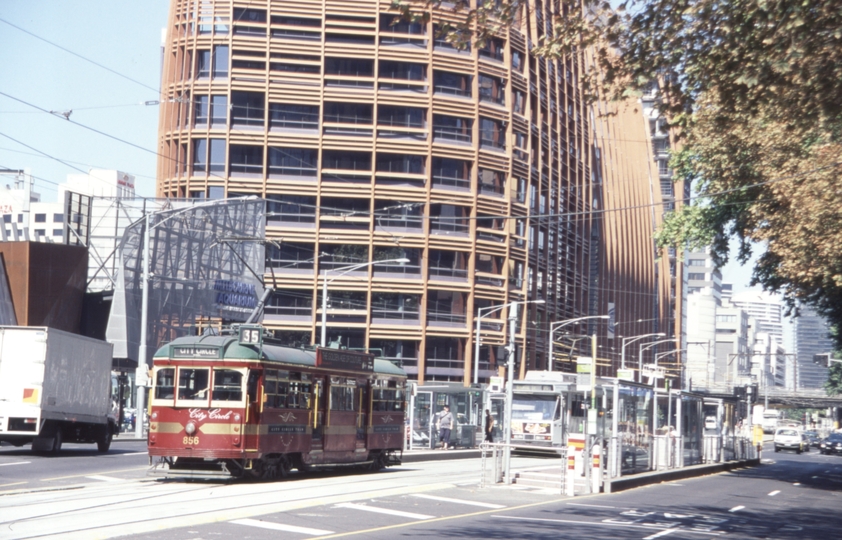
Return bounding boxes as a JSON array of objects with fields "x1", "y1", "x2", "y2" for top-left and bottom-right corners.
[
  {"x1": 0, "y1": 461, "x2": 30, "y2": 467},
  {"x1": 793, "y1": 482, "x2": 801, "y2": 486},
  {"x1": 335, "y1": 502, "x2": 434, "y2": 520},
  {"x1": 768, "y1": 490, "x2": 780, "y2": 496},
  {"x1": 493, "y1": 515, "x2": 722, "y2": 536},
  {"x1": 230, "y1": 518, "x2": 334, "y2": 535},
  {"x1": 644, "y1": 528, "x2": 680, "y2": 539},
  {"x1": 86, "y1": 475, "x2": 122, "y2": 482},
  {"x1": 566, "y1": 503, "x2": 617, "y2": 509},
  {"x1": 118, "y1": 452, "x2": 148, "y2": 456},
  {"x1": 729, "y1": 506, "x2": 745, "y2": 512},
  {"x1": 411, "y1": 494, "x2": 506, "y2": 508}
]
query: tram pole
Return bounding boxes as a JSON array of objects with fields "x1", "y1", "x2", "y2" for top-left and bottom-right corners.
[
  {"x1": 136, "y1": 212, "x2": 150, "y2": 440},
  {"x1": 503, "y1": 304, "x2": 517, "y2": 484}
]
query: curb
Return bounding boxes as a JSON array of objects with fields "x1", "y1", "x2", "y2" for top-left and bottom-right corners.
[{"x1": 607, "y1": 458, "x2": 762, "y2": 493}]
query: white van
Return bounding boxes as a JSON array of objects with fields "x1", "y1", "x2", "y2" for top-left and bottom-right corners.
[{"x1": 774, "y1": 427, "x2": 804, "y2": 453}]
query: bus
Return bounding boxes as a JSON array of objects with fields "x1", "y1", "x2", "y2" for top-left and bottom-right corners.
[{"x1": 147, "y1": 329, "x2": 406, "y2": 480}]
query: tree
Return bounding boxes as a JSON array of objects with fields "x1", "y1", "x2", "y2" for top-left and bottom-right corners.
[
  {"x1": 395, "y1": 0, "x2": 842, "y2": 341},
  {"x1": 825, "y1": 362, "x2": 842, "y2": 397}
]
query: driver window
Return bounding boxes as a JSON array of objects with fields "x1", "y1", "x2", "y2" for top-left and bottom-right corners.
[{"x1": 177, "y1": 368, "x2": 210, "y2": 401}]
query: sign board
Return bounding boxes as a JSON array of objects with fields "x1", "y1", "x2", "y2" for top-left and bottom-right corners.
[
  {"x1": 238, "y1": 325, "x2": 263, "y2": 347},
  {"x1": 316, "y1": 348, "x2": 375, "y2": 372},
  {"x1": 172, "y1": 346, "x2": 221, "y2": 359},
  {"x1": 641, "y1": 363, "x2": 665, "y2": 379},
  {"x1": 576, "y1": 373, "x2": 592, "y2": 392},
  {"x1": 489, "y1": 376, "x2": 504, "y2": 393},
  {"x1": 576, "y1": 356, "x2": 593, "y2": 373},
  {"x1": 617, "y1": 368, "x2": 635, "y2": 381}
]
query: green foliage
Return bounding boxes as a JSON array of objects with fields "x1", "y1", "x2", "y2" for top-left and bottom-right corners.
[{"x1": 825, "y1": 362, "x2": 842, "y2": 397}]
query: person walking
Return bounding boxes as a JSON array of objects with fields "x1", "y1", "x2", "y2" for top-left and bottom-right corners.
[
  {"x1": 436, "y1": 405, "x2": 454, "y2": 450},
  {"x1": 484, "y1": 409, "x2": 495, "y2": 443}
]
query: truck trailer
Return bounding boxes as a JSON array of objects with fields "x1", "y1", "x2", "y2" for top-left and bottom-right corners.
[{"x1": 0, "y1": 326, "x2": 117, "y2": 453}]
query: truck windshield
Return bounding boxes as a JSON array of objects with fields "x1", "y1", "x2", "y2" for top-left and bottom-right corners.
[{"x1": 512, "y1": 395, "x2": 558, "y2": 421}]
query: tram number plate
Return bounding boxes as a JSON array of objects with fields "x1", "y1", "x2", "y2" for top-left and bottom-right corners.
[
  {"x1": 183, "y1": 436, "x2": 200, "y2": 445},
  {"x1": 239, "y1": 325, "x2": 263, "y2": 346}
]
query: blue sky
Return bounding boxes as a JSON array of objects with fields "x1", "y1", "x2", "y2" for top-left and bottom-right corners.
[{"x1": 0, "y1": 1, "x2": 170, "y2": 199}]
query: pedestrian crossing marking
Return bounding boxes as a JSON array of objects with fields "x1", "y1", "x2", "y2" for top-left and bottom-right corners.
[
  {"x1": 231, "y1": 518, "x2": 334, "y2": 535},
  {"x1": 411, "y1": 494, "x2": 506, "y2": 508},
  {"x1": 335, "y1": 502, "x2": 434, "y2": 520}
]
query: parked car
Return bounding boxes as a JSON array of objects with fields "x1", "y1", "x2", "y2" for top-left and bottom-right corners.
[
  {"x1": 774, "y1": 427, "x2": 804, "y2": 453},
  {"x1": 804, "y1": 430, "x2": 822, "y2": 448},
  {"x1": 819, "y1": 433, "x2": 842, "y2": 455}
]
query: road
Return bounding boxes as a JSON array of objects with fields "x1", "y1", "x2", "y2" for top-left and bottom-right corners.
[{"x1": 2, "y1": 441, "x2": 842, "y2": 539}]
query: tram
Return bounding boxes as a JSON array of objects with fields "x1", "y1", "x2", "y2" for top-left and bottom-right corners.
[{"x1": 147, "y1": 327, "x2": 407, "y2": 480}]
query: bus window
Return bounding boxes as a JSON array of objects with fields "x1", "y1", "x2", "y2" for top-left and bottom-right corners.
[
  {"x1": 177, "y1": 368, "x2": 209, "y2": 401},
  {"x1": 512, "y1": 395, "x2": 558, "y2": 421},
  {"x1": 212, "y1": 369, "x2": 243, "y2": 401},
  {"x1": 155, "y1": 368, "x2": 175, "y2": 399}
]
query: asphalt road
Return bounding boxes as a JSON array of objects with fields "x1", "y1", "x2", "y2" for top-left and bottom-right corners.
[{"x1": 2, "y1": 441, "x2": 841, "y2": 539}]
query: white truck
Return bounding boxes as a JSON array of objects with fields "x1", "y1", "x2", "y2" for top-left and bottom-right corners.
[{"x1": 0, "y1": 326, "x2": 118, "y2": 453}]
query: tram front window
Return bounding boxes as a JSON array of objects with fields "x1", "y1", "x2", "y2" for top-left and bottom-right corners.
[
  {"x1": 155, "y1": 368, "x2": 175, "y2": 399},
  {"x1": 512, "y1": 396, "x2": 558, "y2": 421},
  {"x1": 212, "y1": 369, "x2": 243, "y2": 401},
  {"x1": 178, "y1": 368, "x2": 210, "y2": 401}
]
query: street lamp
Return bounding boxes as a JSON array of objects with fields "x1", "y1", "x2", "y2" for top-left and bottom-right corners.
[
  {"x1": 638, "y1": 338, "x2": 675, "y2": 383},
  {"x1": 548, "y1": 315, "x2": 609, "y2": 371},
  {"x1": 473, "y1": 299, "x2": 545, "y2": 385},
  {"x1": 620, "y1": 333, "x2": 665, "y2": 370},
  {"x1": 320, "y1": 258, "x2": 409, "y2": 347}
]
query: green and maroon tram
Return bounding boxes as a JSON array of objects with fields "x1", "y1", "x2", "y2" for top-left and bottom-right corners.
[{"x1": 147, "y1": 329, "x2": 406, "y2": 480}]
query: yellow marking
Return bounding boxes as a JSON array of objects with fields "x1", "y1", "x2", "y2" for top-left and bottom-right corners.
[
  {"x1": 0, "y1": 481, "x2": 27, "y2": 489},
  {"x1": 151, "y1": 422, "x2": 184, "y2": 434},
  {"x1": 41, "y1": 467, "x2": 148, "y2": 481},
  {"x1": 199, "y1": 423, "x2": 238, "y2": 435}
]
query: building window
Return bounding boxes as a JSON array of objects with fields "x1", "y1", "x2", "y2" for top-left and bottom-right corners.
[
  {"x1": 53, "y1": 213, "x2": 63, "y2": 223},
  {"x1": 2, "y1": 215, "x2": 10, "y2": 223},
  {"x1": 378, "y1": 106, "x2": 425, "y2": 128},
  {"x1": 376, "y1": 153, "x2": 424, "y2": 174},
  {"x1": 479, "y1": 38, "x2": 505, "y2": 62},
  {"x1": 379, "y1": 61, "x2": 426, "y2": 81},
  {"x1": 479, "y1": 117, "x2": 506, "y2": 150},
  {"x1": 210, "y1": 95, "x2": 227, "y2": 126},
  {"x1": 478, "y1": 74, "x2": 505, "y2": 106},
  {"x1": 324, "y1": 102, "x2": 372, "y2": 124},
  {"x1": 688, "y1": 272, "x2": 706, "y2": 281},
  {"x1": 213, "y1": 45, "x2": 229, "y2": 78},
  {"x1": 431, "y1": 157, "x2": 470, "y2": 189},
  {"x1": 322, "y1": 150, "x2": 371, "y2": 171},
  {"x1": 233, "y1": 7, "x2": 266, "y2": 23},
  {"x1": 231, "y1": 91, "x2": 264, "y2": 127},
  {"x1": 197, "y1": 50, "x2": 211, "y2": 78},
  {"x1": 688, "y1": 259, "x2": 707, "y2": 266},
  {"x1": 268, "y1": 147, "x2": 318, "y2": 177},
  {"x1": 231, "y1": 50, "x2": 266, "y2": 70},
  {"x1": 34, "y1": 213, "x2": 46, "y2": 223},
  {"x1": 270, "y1": 16, "x2": 321, "y2": 40},
  {"x1": 716, "y1": 315, "x2": 737, "y2": 323},
  {"x1": 325, "y1": 57, "x2": 373, "y2": 77},
  {"x1": 53, "y1": 229, "x2": 63, "y2": 237},
  {"x1": 433, "y1": 115, "x2": 472, "y2": 143},
  {"x1": 35, "y1": 229, "x2": 45, "y2": 236},
  {"x1": 379, "y1": 14, "x2": 424, "y2": 34},
  {"x1": 229, "y1": 145, "x2": 263, "y2": 175},
  {"x1": 269, "y1": 104, "x2": 319, "y2": 130},
  {"x1": 433, "y1": 70, "x2": 471, "y2": 97},
  {"x1": 193, "y1": 95, "x2": 209, "y2": 125},
  {"x1": 267, "y1": 196, "x2": 317, "y2": 224}
]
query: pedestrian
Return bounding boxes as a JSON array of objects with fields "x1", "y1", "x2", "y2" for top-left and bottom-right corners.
[
  {"x1": 436, "y1": 405, "x2": 454, "y2": 450},
  {"x1": 484, "y1": 409, "x2": 495, "y2": 443}
]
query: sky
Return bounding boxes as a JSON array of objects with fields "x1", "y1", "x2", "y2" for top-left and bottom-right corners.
[{"x1": 0, "y1": 1, "x2": 171, "y2": 200}]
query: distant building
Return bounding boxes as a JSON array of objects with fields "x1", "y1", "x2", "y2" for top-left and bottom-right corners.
[
  {"x1": 686, "y1": 248, "x2": 722, "y2": 302},
  {"x1": 721, "y1": 282, "x2": 733, "y2": 302},
  {"x1": 794, "y1": 306, "x2": 834, "y2": 390},
  {"x1": 730, "y1": 290, "x2": 784, "y2": 346}
]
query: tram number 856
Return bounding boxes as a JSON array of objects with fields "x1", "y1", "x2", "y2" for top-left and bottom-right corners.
[{"x1": 183, "y1": 436, "x2": 200, "y2": 445}]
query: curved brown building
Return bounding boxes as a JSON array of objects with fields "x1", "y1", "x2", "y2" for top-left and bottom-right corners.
[{"x1": 156, "y1": 0, "x2": 666, "y2": 383}]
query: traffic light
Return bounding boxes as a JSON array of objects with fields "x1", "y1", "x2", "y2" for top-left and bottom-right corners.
[{"x1": 814, "y1": 353, "x2": 831, "y2": 367}]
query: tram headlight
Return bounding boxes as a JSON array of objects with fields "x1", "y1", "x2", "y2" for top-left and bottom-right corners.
[
  {"x1": 185, "y1": 421, "x2": 197, "y2": 435},
  {"x1": 234, "y1": 413, "x2": 241, "y2": 422}
]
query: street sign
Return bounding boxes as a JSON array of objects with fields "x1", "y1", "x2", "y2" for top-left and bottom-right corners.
[
  {"x1": 641, "y1": 363, "x2": 665, "y2": 379},
  {"x1": 617, "y1": 368, "x2": 635, "y2": 381}
]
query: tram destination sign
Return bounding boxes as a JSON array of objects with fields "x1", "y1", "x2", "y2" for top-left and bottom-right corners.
[
  {"x1": 172, "y1": 346, "x2": 221, "y2": 359},
  {"x1": 316, "y1": 348, "x2": 375, "y2": 372}
]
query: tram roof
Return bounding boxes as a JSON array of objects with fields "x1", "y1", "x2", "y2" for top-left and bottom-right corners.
[{"x1": 153, "y1": 334, "x2": 406, "y2": 377}]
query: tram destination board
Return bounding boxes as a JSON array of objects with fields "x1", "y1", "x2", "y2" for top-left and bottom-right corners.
[
  {"x1": 316, "y1": 348, "x2": 375, "y2": 372},
  {"x1": 172, "y1": 346, "x2": 220, "y2": 359}
]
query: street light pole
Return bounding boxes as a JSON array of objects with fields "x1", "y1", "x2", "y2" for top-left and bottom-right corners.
[
  {"x1": 638, "y1": 339, "x2": 675, "y2": 383},
  {"x1": 320, "y1": 258, "x2": 409, "y2": 347},
  {"x1": 620, "y1": 333, "x2": 665, "y2": 370},
  {"x1": 548, "y1": 315, "x2": 609, "y2": 372},
  {"x1": 473, "y1": 300, "x2": 544, "y2": 385}
]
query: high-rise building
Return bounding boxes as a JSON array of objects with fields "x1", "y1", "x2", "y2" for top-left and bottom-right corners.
[
  {"x1": 794, "y1": 305, "x2": 834, "y2": 390},
  {"x1": 156, "y1": 0, "x2": 668, "y2": 383},
  {"x1": 729, "y1": 290, "x2": 784, "y2": 345}
]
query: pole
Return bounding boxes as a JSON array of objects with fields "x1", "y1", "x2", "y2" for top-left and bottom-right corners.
[
  {"x1": 473, "y1": 310, "x2": 482, "y2": 385},
  {"x1": 591, "y1": 334, "x2": 597, "y2": 410},
  {"x1": 136, "y1": 212, "x2": 150, "y2": 439},
  {"x1": 321, "y1": 272, "x2": 327, "y2": 347},
  {"x1": 503, "y1": 303, "x2": 517, "y2": 484}
]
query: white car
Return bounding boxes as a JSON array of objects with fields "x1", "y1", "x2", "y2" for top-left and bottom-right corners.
[{"x1": 774, "y1": 427, "x2": 804, "y2": 453}]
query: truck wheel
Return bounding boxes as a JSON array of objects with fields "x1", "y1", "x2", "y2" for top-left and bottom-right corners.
[
  {"x1": 51, "y1": 428, "x2": 63, "y2": 455},
  {"x1": 97, "y1": 425, "x2": 113, "y2": 452}
]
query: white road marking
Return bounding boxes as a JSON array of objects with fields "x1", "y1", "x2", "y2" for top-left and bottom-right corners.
[
  {"x1": 793, "y1": 482, "x2": 801, "y2": 486},
  {"x1": 86, "y1": 475, "x2": 122, "y2": 482},
  {"x1": 231, "y1": 518, "x2": 334, "y2": 535},
  {"x1": 644, "y1": 528, "x2": 680, "y2": 539},
  {"x1": 411, "y1": 494, "x2": 505, "y2": 508},
  {"x1": 119, "y1": 452, "x2": 148, "y2": 456},
  {"x1": 567, "y1": 503, "x2": 617, "y2": 509},
  {"x1": 768, "y1": 490, "x2": 780, "y2": 496},
  {"x1": 728, "y1": 506, "x2": 744, "y2": 512},
  {"x1": 335, "y1": 502, "x2": 433, "y2": 520},
  {"x1": 493, "y1": 515, "x2": 722, "y2": 536},
  {"x1": 0, "y1": 461, "x2": 30, "y2": 467}
]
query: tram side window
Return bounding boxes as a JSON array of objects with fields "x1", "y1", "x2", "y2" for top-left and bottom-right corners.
[
  {"x1": 264, "y1": 370, "x2": 311, "y2": 409},
  {"x1": 372, "y1": 387, "x2": 405, "y2": 412},
  {"x1": 288, "y1": 380, "x2": 312, "y2": 409},
  {"x1": 330, "y1": 385, "x2": 355, "y2": 411},
  {"x1": 178, "y1": 368, "x2": 210, "y2": 400},
  {"x1": 155, "y1": 368, "x2": 175, "y2": 399},
  {"x1": 212, "y1": 369, "x2": 243, "y2": 401}
]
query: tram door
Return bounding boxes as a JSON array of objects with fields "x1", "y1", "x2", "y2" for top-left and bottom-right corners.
[
  {"x1": 244, "y1": 370, "x2": 262, "y2": 451},
  {"x1": 311, "y1": 378, "x2": 324, "y2": 450}
]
